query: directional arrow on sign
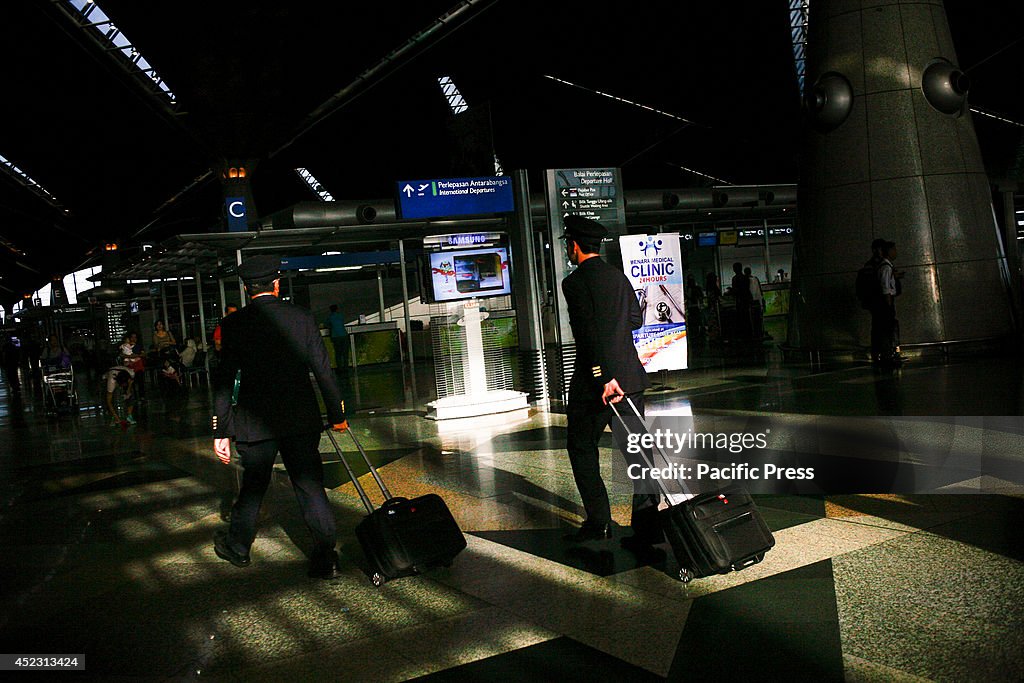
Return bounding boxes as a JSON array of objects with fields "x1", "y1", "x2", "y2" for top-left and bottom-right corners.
[
  {"x1": 402, "y1": 184, "x2": 414, "y2": 197},
  {"x1": 562, "y1": 201, "x2": 569, "y2": 208},
  {"x1": 561, "y1": 189, "x2": 568, "y2": 197}
]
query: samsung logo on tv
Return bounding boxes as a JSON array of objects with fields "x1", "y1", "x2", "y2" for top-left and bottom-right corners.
[{"x1": 446, "y1": 234, "x2": 489, "y2": 247}]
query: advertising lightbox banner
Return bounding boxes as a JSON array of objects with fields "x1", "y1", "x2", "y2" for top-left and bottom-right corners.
[{"x1": 620, "y1": 233, "x2": 687, "y2": 371}]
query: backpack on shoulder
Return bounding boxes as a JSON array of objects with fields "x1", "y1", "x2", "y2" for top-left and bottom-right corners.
[{"x1": 855, "y1": 262, "x2": 880, "y2": 309}]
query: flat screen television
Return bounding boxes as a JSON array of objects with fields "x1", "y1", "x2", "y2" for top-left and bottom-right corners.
[
  {"x1": 426, "y1": 246, "x2": 512, "y2": 303},
  {"x1": 697, "y1": 231, "x2": 717, "y2": 247}
]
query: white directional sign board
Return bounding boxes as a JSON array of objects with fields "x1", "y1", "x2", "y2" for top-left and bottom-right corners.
[
  {"x1": 545, "y1": 168, "x2": 627, "y2": 375},
  {"x1": 547, "y1": 168, "x2": 625, "y2": 234}
]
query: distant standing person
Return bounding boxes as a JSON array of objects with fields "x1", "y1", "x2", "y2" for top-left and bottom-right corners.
[
  {"x1": 745, "y1": 267, "x2": 765, "y2": 340},
  {"x1": 685, "y1": 275, "x2": 704, "y2": 340},
  {"x1": 874, "y1": 241, "x2": 902, "y2": 366},
  {"x1": 704, "y1": 272, "x2": 722, "y2": 341},
  {"x1": 861, "y1": 238, "x2": 885, "y2": 360},
  {"x1": 212, "y1": 256, "x2": 349, "y2": 579},
  {"x1": 1, "y1": 336, "x2": 21, "y2": 393},
  {"x1": 326, "y1": 304, "x2": 349, "y2": 378},
  {"x1": 730, "y1": 262, "x2": 753, "y2": 339}
]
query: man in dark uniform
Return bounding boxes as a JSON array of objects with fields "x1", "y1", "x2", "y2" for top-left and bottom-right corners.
[
  {"x1": 730, "y1": 262, "x2": 753, "y2": 339},
  {"x1": 560, "y1": 215, "x2": 661, "y2": 553},
  {"x1": 212, "y1": 255, "x2": 349, "y2": 579}
]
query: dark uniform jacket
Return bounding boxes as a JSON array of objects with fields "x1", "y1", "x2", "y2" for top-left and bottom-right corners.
[
  {"x1": 562, "y1": 255, "x2": 650, "y2": 401},
  {"x1": 212, "y1": 295, "x2": 346, "y2": 442}
]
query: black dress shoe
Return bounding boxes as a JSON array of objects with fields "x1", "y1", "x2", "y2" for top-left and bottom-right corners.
[
  {"x1": 307, "y1": 549, "x2": 343, "y2": 580},
  {"x1": 214, "y1": 530, "x2": 251, "y2": 568},
  {"x1": 563, "y1": 522, "x2": 612, "y2": 543}
]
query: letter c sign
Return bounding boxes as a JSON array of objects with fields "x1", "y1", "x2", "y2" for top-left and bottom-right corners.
[{"x1": 225, "y1": 196, "x2": 248, "y2": 232}]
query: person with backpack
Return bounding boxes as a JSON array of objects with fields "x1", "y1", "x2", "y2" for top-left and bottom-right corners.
[
  {"x1": 730, "y1": 262, "x2": 753, "y2": 339},
  {"x1": 857, "y1": 239, "x2": 901, "y2": 365},
  {"x1": 856, "y1": 239, "x2": 886, "y2": 362},
  {"x1": 875, "y1": 241, "x2": 902, "y2": 365}
]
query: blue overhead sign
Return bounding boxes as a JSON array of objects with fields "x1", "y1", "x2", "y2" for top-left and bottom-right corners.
[
  {"x1": 395, "y1": 176, "x2": 514, "y2": 220},
  {"x1": 225, "y1": 196, "x2": 248, "y2": 232}
]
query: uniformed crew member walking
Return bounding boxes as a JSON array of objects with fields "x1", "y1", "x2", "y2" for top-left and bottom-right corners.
[
  {"x1": 212, "y1": 255, "x2": 349, "y2": 579},
  {"x1": 560, "y1": 215, "x2": 662, "y2": 552}
]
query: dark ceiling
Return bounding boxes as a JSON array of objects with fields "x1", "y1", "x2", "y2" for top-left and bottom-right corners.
[{"x1": 0, "y1": 0, "x2": 1021, "y2": 307}]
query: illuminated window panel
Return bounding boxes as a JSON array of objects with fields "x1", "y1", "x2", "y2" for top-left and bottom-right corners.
[
  {"x1": 790, "y1": 0, "x2": 810, "y2": 94},
  {"x1": 438, "y1": 76, "x2": 468, "y2": 115},
  {"x1": 294, "y1": 168, "x2": 335, "y2": 202}
]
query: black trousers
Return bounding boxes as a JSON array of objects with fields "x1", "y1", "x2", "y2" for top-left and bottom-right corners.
[
  {"x1": 226, "y1": 431, "x2": 336, "y2": 555},
  {"x1": 870, "y1": 302, "x2": 896, "y2": 360},
  {"x1": 332, "y1": 336, "x2": 349, "y2": 385},
  {"x1": 566, "y1": 388, "x2": 662, "y2": 542}
]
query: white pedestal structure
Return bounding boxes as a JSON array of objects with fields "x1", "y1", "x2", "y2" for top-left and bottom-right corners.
[
  {"x1": 426, "y1": 389, "x2": 529, "y2": 420},
  {"x1": 426, "y1": 300, "x2": 528, "y2": 420}
]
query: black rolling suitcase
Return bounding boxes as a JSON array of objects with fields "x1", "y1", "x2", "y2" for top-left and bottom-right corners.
[
  {"x1": 325, "y1": 428, "x2": 466, "y2": 586},
  {"x1": 610, "y1": 398, "x2": 775, "y2": 583}
]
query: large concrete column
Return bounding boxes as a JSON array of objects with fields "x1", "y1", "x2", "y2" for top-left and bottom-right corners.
[{"x1": 788, "y1": 0, "x2": 1015, "y2": 350}]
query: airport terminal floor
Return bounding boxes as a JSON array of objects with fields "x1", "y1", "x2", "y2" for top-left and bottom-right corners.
[{"x1": 1, "y1": 350, "x2": 1022, "y2": 681}]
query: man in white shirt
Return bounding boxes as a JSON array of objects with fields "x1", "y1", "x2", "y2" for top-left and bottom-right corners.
[{"x1": 874, "y1": 241, "x2": 900, "y2": 365}]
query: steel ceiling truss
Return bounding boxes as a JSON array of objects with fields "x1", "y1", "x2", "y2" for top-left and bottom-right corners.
[
  {"x1": 0, "y1": 152, "x2": 66, "y2": 211},
  {"x1": 52, "y1": 0, "x2": 178, "y2": 109}
]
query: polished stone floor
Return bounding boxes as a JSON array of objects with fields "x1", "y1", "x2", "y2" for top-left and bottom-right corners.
[{"x1": 0, "y1": 351, "x2": 1022, "y2": 681}]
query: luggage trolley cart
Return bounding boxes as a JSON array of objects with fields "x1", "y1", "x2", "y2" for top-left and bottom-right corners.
[{"x1": 42, "y1": 367, "x2": 78, "y2": 416}]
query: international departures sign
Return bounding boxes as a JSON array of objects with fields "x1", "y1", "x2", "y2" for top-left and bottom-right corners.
[{"x1": 394, "y1": 176, "x2": 514, "y2": 220}]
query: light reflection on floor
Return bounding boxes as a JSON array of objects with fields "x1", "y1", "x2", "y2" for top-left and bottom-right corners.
[{"x1": 0, "y1": 354, "x2": 1022, "y2": 679}]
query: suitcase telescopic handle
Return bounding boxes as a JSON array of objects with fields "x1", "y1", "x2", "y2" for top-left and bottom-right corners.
[
  {"x1": 609, "y1": 398, "x2": 693, "y2": 498},
  {"x1": 325, "y1": 427, "x2": 395, "y2": 514},
  {"x1": 343, "y1": 427, "x2": 394, "y2": 500},
  {"x1": 325, "y1": 429, "x2": 375, "y2": 514}
]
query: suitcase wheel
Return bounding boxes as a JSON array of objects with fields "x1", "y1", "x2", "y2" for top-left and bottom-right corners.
[
  {"x1": 678, "y1": 567, "x2": 695, "y2": 584},
  {"x1": 371, "y1": 572, "x2": 387, "y2": 587}
]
